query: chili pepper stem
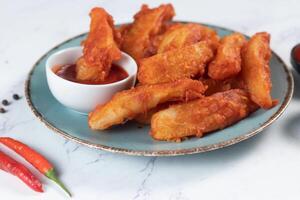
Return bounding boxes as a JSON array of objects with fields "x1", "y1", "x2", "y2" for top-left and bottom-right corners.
[{"x1": 46, "y1": 169, "x2": 71, "y2": 197}]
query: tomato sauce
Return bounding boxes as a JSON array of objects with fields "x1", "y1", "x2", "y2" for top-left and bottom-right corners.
[{"x1": 52, "y1": 64, "x2": 128, "y2": 85}]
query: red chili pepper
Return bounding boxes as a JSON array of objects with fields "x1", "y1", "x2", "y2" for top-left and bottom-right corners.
[
  {"x1": 0, "y1": 137, "x2": 71, "y2": 196},
  {"x1": 0, "y1": 151, "x2": 43, "y2": 192}
]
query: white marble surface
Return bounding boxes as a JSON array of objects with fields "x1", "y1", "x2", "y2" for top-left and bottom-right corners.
[{"x1": 1, "y1": 0, "x2": 300, "y2": 199}]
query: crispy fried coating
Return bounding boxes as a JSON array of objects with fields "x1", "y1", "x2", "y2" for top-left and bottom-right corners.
[
  {"x1": 200, "y1": 76, "x2": 245, "y2": 96},
  {"x1": 150, "y1": 89, "x2": 258, "y2": 141},
  {"x1": 208, "y1": 33, "x2": 246, "y2": 80},
  {"x1": 121, "y1": 4, "x2": 175, "y2": 60},
  {"x1": 76, "y1": 7, "x2": 121, "y2": 82},
  {"x1": 75, "y1": 57, "x2": 104, "y2": 82},
  {"x1": 201, "y1": 78, "x2": 232, "y2": 95},
  {"x1": 156, "y1": 23, "x2": 212, "y2": 53},
  {"x1": 241, "y1": 32, "x2": 274, "y2": 109},
  {"x1": 89, "y1": 79, "x2": 207, "y2": 130},
  {"x1": 199, "y1": 25, "x2": 220, "y2": 51},
  {"x1": 138, "y1": 41, "x2": 214, "y2": 85},
  {"x1": 135, "y1": 103, "x2": 170, "y2": 124},
  {"x1": 115, "y1": 24, "x2": 131, "y2": 47},
  {"x1": 148, "y1": 23, "x2": 219, "y2": 55}
]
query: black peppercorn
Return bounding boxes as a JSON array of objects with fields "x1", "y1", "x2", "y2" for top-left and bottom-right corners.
[
  {"x1": 13, "y1": 94, "x2": 20, "y2": 100},
  {"x1": 2, "y1": 99, "x2": 9, "y2": 106}
]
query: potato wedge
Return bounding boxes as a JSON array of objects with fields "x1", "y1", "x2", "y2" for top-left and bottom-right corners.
[
  {"x1": 241, "y1": 32, "x2": 273, "y2": 109},
  {"x1": 151, "y1": 89, "x2": 258, "y2": 141},
  {"x1": 138, "y1": 41, "x2": 214, "y2": 85},
  {"x1": 89, "y1": 79, "x2": 207, "y2": 130},
  {"x1": 208, "y1": 33, "x2": 246, "y2": 80}
]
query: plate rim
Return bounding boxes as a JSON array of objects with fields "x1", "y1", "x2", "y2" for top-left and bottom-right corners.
[{"x1": 25, "y1": 21, "x2": 294, "y2": 156}]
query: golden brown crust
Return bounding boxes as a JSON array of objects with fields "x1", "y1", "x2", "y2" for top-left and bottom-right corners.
[
  {"x1": 208, "y1": 33, "x2": 246, "y2": 80},
  {"x1": 79, "y1": 5, "x2": 278, "y2": 143},
  {"x1": 241, "y1": 32, "x2": 273, "y2": 109},
  {"x1": 147, "y1": 23, "x2": 219, "y2": 55},
  {"x1": 198, "y1": 25, "x2": 220, "y2": 52},
  {"x1": 150, "y1": 89, "x2": 258, "y2": 141},
  {"x1": 138, "y1": 41, "x2": 214, "y2": 85},
  {"x1": 134, "y1": 103, "x2": 171, "y2": 124},
  {"x1": 200, "y1": 76, "x2": 245, "y2": 96},
  {"x1": 76, "y1": 7, "x2": 121, "y2": 82},
  {"x1": 157, "y1": 23, "x2": 208, "y2": 53},
  {"x1": 121, "y1": 4, "x2": 175, "y2": 61},
  {"x1": 88, "y1": 79, "x2": 207, "y2": 130},
  {"x1": 114, "y1": 24, "x2": 131, "y2": 47}
]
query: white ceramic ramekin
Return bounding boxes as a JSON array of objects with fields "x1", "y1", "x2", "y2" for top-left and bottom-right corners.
[{"x1": 46, "y1": 47, "x2": 137, "y2": 114}]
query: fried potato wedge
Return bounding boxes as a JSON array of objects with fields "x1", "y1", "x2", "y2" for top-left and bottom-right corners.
[
  {"x1": 89, "y1": 79, "x2": 207, "y2": 130},
  {"x1": 121, "y1": 4, "x2": 175, "y2": 60},
  {"x1": 150, "y1": 89, "x2": 258, "y2": 141},
  {"x1": 147, "y1": 23, "x2": 219, "y2": 56},
  {"x1": 241, "y1": 32, "x2": 274, "y2": 109},
  {"x1": 198, "y1": 24, "x2": 220, "y2": 51},
  {"x1": 138, "y1": 41, "x2": 214, "y2": 85},
  {"x1": 134, "y1": 103, "x2": 170, "y2": 124},
  {"x1": 200, "y1": 76, "x2": 245, "y2": 96},
  {"x1": 76, "y1": 7, "x2": 121, "y2": 82},
  {"x1": 157, "y1": 23, "x2": 202, "y2": 53},
  {"x1": 208, "y1": 33, "x2": 246, "y2": 80},
  {"x1": 155, "y1": 23, "x2": 219, "y2": 53}
]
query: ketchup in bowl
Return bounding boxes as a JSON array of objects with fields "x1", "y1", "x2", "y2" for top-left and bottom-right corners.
[{"x1": 52, "y1": 64, "x2": 128, "y2": 85}]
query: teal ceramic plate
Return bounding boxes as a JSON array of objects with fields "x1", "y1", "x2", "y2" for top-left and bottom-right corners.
[{"x1": 25, "y1": 22, "x2": 294, "y2": 156}]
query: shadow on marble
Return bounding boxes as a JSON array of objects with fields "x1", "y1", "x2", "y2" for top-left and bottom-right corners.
[
  {"x1": 282, "y1": 112, "x2": 300, "y2": 143},
  {"x1": 155, "y1": 129, "x2": 266, "y2": 165},
  {"x1": 60, "y1": 128, "x2": 268, "y2": 196},
  {"x1": 122, "y1": 130, "x2": 267, "y2": 189}
]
